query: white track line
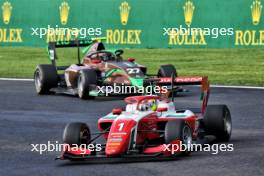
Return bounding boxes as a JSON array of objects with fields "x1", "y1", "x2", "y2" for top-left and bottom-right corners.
[
  {"x1": 0, "y1": 78, "x2": 33, "y2": 81},
  {"x1": 210, "y1": 85, "x2": 264, "y2": 90},
  {"x1": 0, "y1": 78, "x2": 263, "y2": 89}
]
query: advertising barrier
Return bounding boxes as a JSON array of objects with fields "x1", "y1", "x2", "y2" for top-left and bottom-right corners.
[{"x1": 0, "y1": 0, "x2": 264, "y2": 48}]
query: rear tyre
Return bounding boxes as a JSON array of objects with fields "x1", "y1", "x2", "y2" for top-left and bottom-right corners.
[
  {"x1": 77, "y1": 69, "x2": 97, "y2": 99},
  {"x1": 34, "y1": 64, "x2": 58, "y2": 94},
  {"x1": 165, "y1": 120, "x2": 192, "y2": 155},
  {"x1": 203, "y1": 105, "x2": 232, "y2": 142},
  {"x1": 63, "y1": 122, "x2": 91, "y2": 146},
  {"x1": 158, "y1": 64, "x2": 178, "y2": 97},
  {"x1": 157, "y1": 64, "x2": 177, "y2": 77}
]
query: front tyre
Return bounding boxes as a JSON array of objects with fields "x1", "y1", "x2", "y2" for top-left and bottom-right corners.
[
  {"x1": 77, "y1": 69, "x2": 97, "y2": 99},
  {"x1": 34, "y1": 64, "x2": 58, "y2": 94},
  {"x1": 165, "y1": 120, "x2": 192, "y2": 155},
  {"x1": 63, "y1": 122, "x2": 91, "y2": 146},
  {"x1": 203, "y1": 105, "x2": 232, "y2": 142}
]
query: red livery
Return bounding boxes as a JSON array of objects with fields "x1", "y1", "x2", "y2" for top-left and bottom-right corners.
[{"x1": 57, "y1": 77, "x2": 232, "y2": 161}]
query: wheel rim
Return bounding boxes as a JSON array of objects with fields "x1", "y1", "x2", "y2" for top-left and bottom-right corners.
[
  {"x1": 34, "y1": 70, "x2": 42, "y2": 92},
  {"x1": 80, "y1": 128, "x2": 89, "y2": 144},
  {"x1": 78, "y1": 76, "x2": 83, "y2": 97},
  {"x1": 224, "y1": 111, "x2": 232, "y2": 135},
  {"x1": 182, "y1": 125, "x2": 192, "y2": 151}
]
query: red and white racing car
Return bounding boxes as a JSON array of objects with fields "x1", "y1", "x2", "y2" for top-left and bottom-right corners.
[{"x1": 57, "y1": 76, "x2": 232, "y2": 161}]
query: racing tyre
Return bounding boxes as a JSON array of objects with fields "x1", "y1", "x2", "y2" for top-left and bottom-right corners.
[
  {"x1": 165, "y1": 120, "x2": 192, "y2": 155},
  {"x1": 158, "y1": 64, "x2": 177, "y2": 77},
  {"x1": 203, "y1": 105, "x2": 232, "y2": 142},
  {"x1": 77, "y1": 69, "x2": 97, "y2": 99},
  {"x1": 34, "y1": 64, "x2": 58, "y2": 94},
  {"x1": 63, "y1": 122, "x2": 91, "y2": 146}
]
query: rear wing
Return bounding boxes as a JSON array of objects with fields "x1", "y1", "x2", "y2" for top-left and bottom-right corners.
[
  {"x1": 47, "y1": 38, "x2": 105, "y2": 67},
  {"x1": 158, "y1": 76, "x2": 210, "y2": 114}
]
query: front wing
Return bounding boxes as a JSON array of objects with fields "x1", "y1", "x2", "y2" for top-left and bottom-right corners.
[{"x1": 56, "y1": 139, "x2": 182, "y2": 161}]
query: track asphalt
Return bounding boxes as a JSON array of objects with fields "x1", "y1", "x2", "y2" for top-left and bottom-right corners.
[{"x1": 0, "y1": 80, "x2": 263, "y2": 176}]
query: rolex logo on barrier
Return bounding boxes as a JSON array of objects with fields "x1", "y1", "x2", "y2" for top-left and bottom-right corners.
[
  {"x1": 168, "y1": 29, "x2": 207, "y2": 46},
  {"x1": 251, "y1": 0, "x2": 262, "y2": 25},
  {"x1": 2, "y1": 0, "x2": 12, "y2": 25},
  {"x1": 59, "y1": 0, "x2": 70, "y2": 25},
  {"x1": 0, "y1": 0, "x2": 23, "y2": 43},
  {"x1": 106, "y1": 1, "x2": 142, "y2": 45},
  {"x1": 235, "y1": 0, "x2": 264, "y2": 46},
  {"x1": 168, "y1": 0, "x2": 206, "y2": 46},
  {"x1": 120, "y1": 1, "x2": 130, "y2": 25},
  {"x1": 183, "y1": 0, "x2": 195, "y2": 27}
]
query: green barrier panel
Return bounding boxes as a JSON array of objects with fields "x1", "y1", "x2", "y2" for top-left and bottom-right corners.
[{"x1": 0, "y1": 0, "x2": 263, "y2": 48}]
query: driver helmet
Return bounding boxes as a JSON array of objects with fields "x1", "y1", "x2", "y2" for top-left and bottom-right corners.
[{"x1": 149, "y1": 99, "x2": 157, "y2": 111}]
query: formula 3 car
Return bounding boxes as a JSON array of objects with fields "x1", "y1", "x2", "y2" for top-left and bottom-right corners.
[
  {"x1": 57, "y1": 77, "x2": 232, "y2": 161},
  {"x1": 34, "y1": 39, "x2": 178, "y2": 99}
]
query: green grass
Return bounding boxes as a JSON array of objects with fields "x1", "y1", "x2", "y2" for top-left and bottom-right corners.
[{"x1": 0, "y1": 47, "x2": 263, "y2": 86}]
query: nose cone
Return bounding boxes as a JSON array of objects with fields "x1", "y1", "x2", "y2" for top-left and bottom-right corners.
[{"x1": 105, "y1": 119, "x2": 136, "y2": 156}]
